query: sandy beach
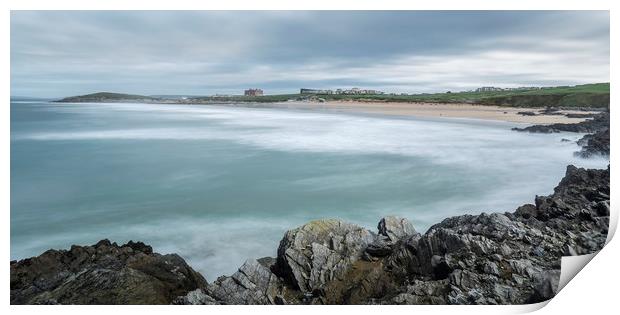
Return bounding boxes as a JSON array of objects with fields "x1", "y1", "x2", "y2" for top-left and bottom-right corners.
[{"x1": 245, "y1": 100, "x2": 599, "y2": 124}]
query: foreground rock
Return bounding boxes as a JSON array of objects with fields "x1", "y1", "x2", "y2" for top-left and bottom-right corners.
[
  {"x1": 10, "y1": 240, "x2": 207, "y2": 304},
  {"x1": 275, "y1": 220, "x2": 375, "y2": 295},
  {"x1": 12, "y1": 165, "x2": 610, "y2": 304},
  {"x1": 176, "y1": 164, "x2": 610, "y2": 305},
  {"x1": 212, "y1": 166, "x2": 609, "y2": 304}
]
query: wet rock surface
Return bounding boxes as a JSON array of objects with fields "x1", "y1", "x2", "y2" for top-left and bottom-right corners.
[
  {"x1": 11, "y1": 165, "x2": 610, "y2": 305},
  {"x1": 512, "y1": 112, "x2": 609, "y2": 134},
  {"x1": 575, "y1": 128, "x2": 609, "y2": 157},
  {"x1": 10, "y1": 240, "x2": 208, "y2": 304},
  {"x1": 513, "y1": 112, "x2": 609, "y2": 158}
]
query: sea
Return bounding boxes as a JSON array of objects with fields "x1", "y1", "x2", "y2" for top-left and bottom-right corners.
[{"x1": 10, "y1": 100, "x2": 609, "y2": 280}]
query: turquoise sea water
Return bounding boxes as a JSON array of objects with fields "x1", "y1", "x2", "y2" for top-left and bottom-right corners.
[{"x1": 10, "y1": 101, "x2": 608, "y2": 280}]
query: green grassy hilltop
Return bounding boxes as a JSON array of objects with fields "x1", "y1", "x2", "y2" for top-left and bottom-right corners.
[
  {"x1": 197, "y1": 83, "x2": 609, "y2": 108},
  {"x1": 56, "y1": 92, "x2": 161, "y2": 103},
  {"x1": 57, "y1": 83, "x2": 609, "y2": 108}
]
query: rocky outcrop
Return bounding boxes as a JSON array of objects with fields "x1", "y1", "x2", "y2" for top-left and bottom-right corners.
[
  {"x1": 575, "y1": 128, "x2": 610, "y2": 157},
  {"x1": 203, "y1": 258, "x2": 295, "y2": 305},
  {"x1": 378, "y1": 165, "x2": 609, "y2": 305},
  {"x1": 274, "y1": 220, "x2": 375, "y2": 295},
  {"x1": 378, "y1": 216, "x2": 416, "y2": 242},
  {"x1": 172, "y1": 289, "x2": 219, "y2": 305},
  {"x1": 512, "y1": 112, "x2": 608, "y2": 133},
  {"x1": 10, "y1": 240, "x2": 207, "y2": 304},
  {"x1": 11, "y1": 165, "x2": 610, "y2": 305},
  {"x1": 179, "y1": 164, "x2": 609, "y2": 305},
  {"x1": 512, "y1": 112, "x2": 609, "y2": 159}
]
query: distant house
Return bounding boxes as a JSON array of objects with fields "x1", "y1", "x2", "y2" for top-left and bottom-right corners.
[
  {"x1": 475, "y1": 86, "x2": 504, "y2": 92},
  {"x1": 300, "y1": 88, "x2": 333, "y2": 95},
  {"x1": 475, "y1": 86, "x2": 540, "y2": 93},
  {"x1": 244, "y1": 88, "x2": 264, "y2": 96},
  {"x1": 341, "y1": 87, "x2": 384, "y2": 95},
  {"x1": 301, "y1": 87, "x2": 384, "y2": 95}
]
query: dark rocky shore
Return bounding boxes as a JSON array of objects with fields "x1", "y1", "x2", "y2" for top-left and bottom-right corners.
[
  {"x1": 513, "y1": 112, "x2": 610, "y2": 157},
  {"x1": 512, "y1": 112, "x2": 609, "y2": 134},
  {"x1": 575, "y1": 129, "x2": 610, "y2": 158},
  {"x1": 10, "y1": 240, "x2": 207, "y2": 304},
  {"x1": 11, "y1": 164, "x2": 610, "y2": 305}
]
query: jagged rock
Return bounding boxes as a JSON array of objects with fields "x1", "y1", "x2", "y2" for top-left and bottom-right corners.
[
  {"x1": 10, "y1": 240, "x2": 207, "y2": 304},
  {"x1": 274, "y1": 219, "x2": 375, "y2": 294},
  {"x1": 575, "y1": 128, "x2": 609, "y2": 157},
  {"x1": 512, "y1": 112, "x2": 608, "y2": 133},
  {"x1": 172, "y1": 289, "x2": 219, "y2": 305},
  {"x1": 257, "y1": 256, "x2": 277, "y2": 269},
  {"x1": 528, "y1": 270, "x2": 561, "y2": 303},
  {"x1": 378, "y1": 165, "x2": 609, "y2": 304},
  {"x1": 204, "y1": 258, "x2": 292, "y2": 304},
  {"x1": 10, "y1": 164, "x2": 610, "y2": 305},
  {"x1": 366, "y1": 217, "x2": 418, "y2": 258},
  {"x1": 513, "y1": 112, "x2": 609, "y2": 159},
  {"x1": 387, "y1": 279, "x2": 449, "y2": 304},
  {"x1": 269, "y1": 164, "x2": 608, "y2": 304},
  {"x1": 378, "y1": 216, "x2": 417, "y2": 242},
  {"x1": 565, "y1": 113, "x2": 595, "y2": 118},
  {"x1": 365, "y1": 236, "x2": 393, "y2": 257}
]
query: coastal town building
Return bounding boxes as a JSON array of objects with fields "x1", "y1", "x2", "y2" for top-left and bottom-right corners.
[
  {"x1": 244, "y1": 88, "x2": 264, "y2": 96},
  {"x1": 300, "y1": 88, "x2": 333, "y2": 95},
  {"x1": 475, "y1": 86, "x2": 541, "y2": 93},
  {"x1": 475, "y1": 86, "x2": 504, "y2": 92},
  {"x1": 300, "y1": 87, "x2": 384, "y2": 95}
]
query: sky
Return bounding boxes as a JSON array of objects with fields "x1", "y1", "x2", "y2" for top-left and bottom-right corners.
[{"x1": 11, "y1": 11, "x2": 610, "y2": 98}]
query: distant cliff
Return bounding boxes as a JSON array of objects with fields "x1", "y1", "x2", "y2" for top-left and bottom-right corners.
[{"x1": 56, "y1": 92, "x2": 161, "y2": 103}]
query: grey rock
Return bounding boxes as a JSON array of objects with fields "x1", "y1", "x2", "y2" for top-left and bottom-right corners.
[
  {"x1": 575, "y1": 128, "x2": 609, "y2": 157},
  {"x1": 206, "y1": 259, "x2": 287, "y2": 304},
  {"x1": 513, "y1": 112, "x2": 609, "y2": 134},
  {"x1": 10, "y1": 240, "x2": 207, "y2": 305},
  {"x1": 365, "y1": 236, "x2": 394, "y2": 257},
  {"x1": 530, "y1": 270, "x2": 561, "y2": 302},
  {"x1": 378, "y1": 216, "x2": 417, "y2": 242},
  {"x1": 274, "y1": 219, "x2": 374, "y2": 293},
  {"x1": 173, "y1": 289, "x2": 219, "y2": 305},
  {"x1": 11, "y1": 164, "x2": 610, "y2": 305}
]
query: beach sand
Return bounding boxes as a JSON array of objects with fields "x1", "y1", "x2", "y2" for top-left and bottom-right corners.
[{"x1": 244, "y1": 101, "x2": 599, "y2": 124}]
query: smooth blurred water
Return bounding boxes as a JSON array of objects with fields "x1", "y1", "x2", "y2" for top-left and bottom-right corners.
[{"x1": 10, "y1": 101, "x2": 609, "y2": 280}]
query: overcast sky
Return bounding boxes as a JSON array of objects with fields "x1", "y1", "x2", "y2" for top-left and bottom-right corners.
[{"x1": 11, "y1": 11, "x2": 609, "y2": 97}]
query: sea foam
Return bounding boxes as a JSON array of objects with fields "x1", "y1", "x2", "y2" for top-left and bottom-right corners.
[{"x1": 11, "y1": 102, "x2": 609, "y2": 280}]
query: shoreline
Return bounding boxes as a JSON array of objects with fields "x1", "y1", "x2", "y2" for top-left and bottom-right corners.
[
  {"x1": 224, "y1": 100, "x2": 601, "y2": 125},
  {"x1": 51, "y1": 99, "x2": 600, "y2": 125}
]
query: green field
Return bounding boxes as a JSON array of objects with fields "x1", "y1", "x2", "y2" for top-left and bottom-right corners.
[
  {"x1": 57, "y1": 83, "x2": 610, "y2": 108},
  {"x1": 196, "y1": 83, "x2": 609, "y2": 108},
  {"x1": 57, "y1": 92, "x2": 160, "y2": 103}
]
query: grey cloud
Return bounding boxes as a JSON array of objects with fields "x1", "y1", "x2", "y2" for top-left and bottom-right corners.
[{"x1": 11, "y1": 11, "x2": 609, "y2": 97}]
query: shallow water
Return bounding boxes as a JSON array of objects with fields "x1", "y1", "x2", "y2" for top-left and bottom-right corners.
[{"x1": 10, "y1": 101, "x2": 608, "y2": 280}]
